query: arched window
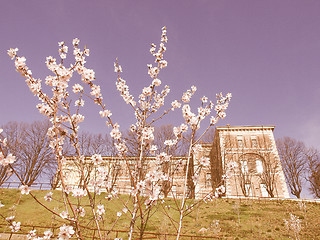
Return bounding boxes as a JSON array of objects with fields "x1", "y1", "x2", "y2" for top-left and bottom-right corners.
[
  {"x1": 239, "y1": 153, "x2": 265, "y2": 175},
  {"x1": 256, "y1": 159, "x2": 263, "y2": 174}
]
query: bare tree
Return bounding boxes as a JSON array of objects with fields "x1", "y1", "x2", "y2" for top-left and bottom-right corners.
[
  {"x1": 0, "y1": 165, "x2": 11, "y2": 186},
  {"x1": 277, "y1": 137, "x2": 306, "y2": 198},
  {"x1": 71, "y1": 132, "x2": 116, "y2": 156},
  {"x1": 0, "y1": 129, "x2": 14, "y2": 186},
  {"x1": 1, "y1": 120, "x2": 56, "y2": 186},
  {"x1": 237, "y1": 153, "x2": 254, "y2": 197},
  {"x1": 57, "y1": 132, "x2": 119, "y2": 189},
  {"x1": 258, "y1": 153, "x2": 279, "y2": 198},
  {"x1": 253, "y1": 133, "x2": 281, "y2": 198},
  {"x1": 0, "y1": 155, "x2": 12, "y2": 186},
  {"x1": 201, "y1": 127, "x2": 215, "y2": 143},
  {"x1": 153, "y1": 124, "x2": 176, "y2": 155},
  {"x1": 123, "y1": 130, "x2": 142, "y2": 157},
  {"x1": 305, "y1": 148, "x2": 320, "y2": 198}
]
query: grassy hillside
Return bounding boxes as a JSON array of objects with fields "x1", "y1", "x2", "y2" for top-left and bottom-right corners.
[{"x1": 0, "y1": 188, "x2": 320, "y2": 239}]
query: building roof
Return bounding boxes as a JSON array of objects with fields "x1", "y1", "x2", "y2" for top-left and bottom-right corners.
[{"x1": 216, "y1": 125, "x2": 275, "y2": 132}]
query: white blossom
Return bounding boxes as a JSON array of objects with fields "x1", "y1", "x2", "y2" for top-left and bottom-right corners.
[
  {"x1": 0, "y1": 153, "x2": 16, "y2": 166},
  {"x1": 7, "y1": 48, "x2": 18, "y2": 60},
  {"x1": 27, "y1": 229, "x2": 37, "y2": 239},
  {"x1": 159, "y1": 60, "x2": 168, "y2": 69},
  {"x1": 19, "y1": 185, "x2": 31, "y2": 195},
  {"x1": 9, "y1": 221, "x2": 21, "y2": 232},
  {"x1": 44, "y1": 192, "x2": 53, "y2": 202},
  {"x1": 6, "y1": 215, "x2": 15, "y2": 221},
  {"x1": 210, "y1": 116, "x2": 218, "y2": 125},
  {"x1": 99, "y1": 110, "x2": 112, "y2": 118},
  {"x1": 142, "y1": 86, "x2": 152, "y2": 96},
  {"x1": 84, "y1": 48, "x2": 90, "y2": 56},
  {"x1": 15, "y1": 56, "x2": 26, "y2": 69},
  {"x1": 149, "y1": 145, "x2": 157, "y2": 155},
  {"x1": 36, "y1": 103, "x2": 53, "y2": 117},
  {"x1": 152, "y1": 78, "x2": 161, "y2": 86},
  {"x1": 199, "y1": 157, "x2": 210, "y2": 167},
  {"x1": 201, "y1": 96, "x2": 208, "y2": 103},
  {"x1": 58, "y1": 225, "x2": 74, "y2": 240},
  {"x1": 72, "y1": 38, "x2": 80, "y2": 46},
  {"x1": 59, "y1": 211, "x2": 68, "y2": 219},
  {"x1": 91, "y1": 154, "x2": 103, "y2": 165},
  {"x1": 90, "y1": 84, "x2": 101, "y2": 98},
  {"x1": 75, "y1": 99, "x2": 84, "y2": 107},
  {"x1": 171, "y1": 100, "x2": 181, "y2": 110},
  {"x1": 70, "y1": 114, "x2": 85, "y2": 124},
  {"x1": 141, "y1": 127, "x2": 154, "y2": 142},
  {"x1": 110, "y1": 123, "x2": 121, "y2": 140},
  {"x1": 114, "y1": 62, "x2": 122, "y2": 72},
  {"x1": 77, "y1": 207, "x2": 86, "y2": 217},
  {"x1": 72, "y1": 84, "x2": 83, "y2": 93},
  {"x1": 71, "y1": 188, "x2": 87, "y2": 198},
  {"x1": 97, "y1": 204, "x2": 105, "y2": 216},
  {"x1": 43, "y1": 230, "x2": 53, "y2": 239}
]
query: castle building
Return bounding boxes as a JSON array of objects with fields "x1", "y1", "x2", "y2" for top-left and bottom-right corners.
[{"x1": 58, "y1": 125, "x2": 290, "y2": 199}]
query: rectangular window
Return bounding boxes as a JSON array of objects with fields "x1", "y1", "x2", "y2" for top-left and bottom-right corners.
[
  {"x1": 206, "y1": 173, "x2": 211, "y2": 188},
  {"x1": 251, "y1": 136, "x2": 258, "y2": 147},
  {"x1": 114, "y1": 163, "x2": 121, "y2": 170},
  {"x1": 238, "y1": 139, "x2": 243, "y2": 148},
  {"x1": 142, "y1": 163, "x2": 148, "y2": 170},
  {"x1": 237, "y1": 136, "x2": 244, "y2": 148},
  {"x1": 172, "y1": 185, "x2": 177, "y2": 193},
  {"x1": 260, "y1": 184, "x2": 269, "y2": 197},
  {"x1": 245, "y1": 183, "x2": 251, "y2": 196},
  {"x1": 128, "y1": 164, "x2": 135, "y2": 175},
  {"x1": 256, "y1": 160, "x2": 263, "y2": 174}
]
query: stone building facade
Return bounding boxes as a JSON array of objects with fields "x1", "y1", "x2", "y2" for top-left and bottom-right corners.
[
  {"x1": 58, "y1": 125, "x2": 289, "y2": 199},
  {"x1": 59, "y1": 156, "x2": 193, "y2": 197},
  {"x1": 209, "y1": 125, "x2": 289, "y2": 198}
]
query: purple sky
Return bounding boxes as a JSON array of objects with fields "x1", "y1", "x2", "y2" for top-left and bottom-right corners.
[{"x1": 1, "y1": 0, "x2": 320, "y2": 149}]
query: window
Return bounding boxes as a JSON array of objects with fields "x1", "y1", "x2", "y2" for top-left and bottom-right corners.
[
  {"x1": 245, "y1": 183, "x2": 251, "y2": 196},
  {"x1": 206, "y1": 173, "x2": 211, "y2": 188},
  {"x1": 142, "y1": 163, "x2": 148, "y2": 171},
  {"x1": 256, "y1": 160, "x2": 263, "y2": 174},
  {"x1": 171, "y1": 185, "x2": 177, "y2": 194},
  {"x1": 241, "y1": 160, "x2": 248, "y2": 173},
  {"x1": 251, "y1": 136, "x2": 258, "y2": 147},
  {"x1": 237, "y1": 136, "x2": 244, "y2": 148},
  {"x1": 260, "y1": 184, "x2": 269, "y2": 197},
  {"x1": 114, "y1": 163, "x2": 121, "y2": 170},
  {"x1": 128, "y1": 164, "x2": 135, "y2": 173}
]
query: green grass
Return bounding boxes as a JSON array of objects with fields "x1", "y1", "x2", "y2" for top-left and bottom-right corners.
[{"x1": 1, "y1": 188, "x2": 320, "y2": 239}]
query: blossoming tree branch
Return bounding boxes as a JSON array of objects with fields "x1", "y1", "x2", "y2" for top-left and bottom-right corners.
[{"x1": 1, "y1": 27, "x2": 231, "y2": 240}]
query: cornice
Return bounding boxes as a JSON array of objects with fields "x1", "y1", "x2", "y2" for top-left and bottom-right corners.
[{"x1": 216, "y1": 125, "x2": 275, "y2": 132}]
